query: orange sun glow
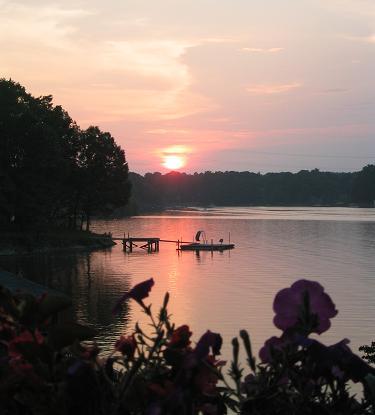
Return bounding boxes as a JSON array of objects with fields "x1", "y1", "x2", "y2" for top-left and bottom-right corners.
[{"x1": 162, "y1": 155, "x2": 186, "y2": 170}]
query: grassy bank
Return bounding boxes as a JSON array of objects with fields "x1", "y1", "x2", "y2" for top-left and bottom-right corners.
[{"x1": 0, "y1": 229, "x2": 116, "y2": 255}]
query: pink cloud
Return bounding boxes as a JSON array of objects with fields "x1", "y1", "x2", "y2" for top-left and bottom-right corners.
[
  {"x1": 246, "y1": 83, "x2": 302, "y2": 95},
  {"x1": 241, "y1": 47, "x2": 284, "y2": 53}
]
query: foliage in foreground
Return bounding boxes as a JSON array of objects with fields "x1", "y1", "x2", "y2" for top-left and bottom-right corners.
[{"x1": 0, "y1": 278, "x2": 375, "y2": 415}]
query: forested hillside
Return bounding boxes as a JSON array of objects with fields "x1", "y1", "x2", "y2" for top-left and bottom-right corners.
[{"x1": 126, "y1": 166, "x2": 374, "y2": 212}]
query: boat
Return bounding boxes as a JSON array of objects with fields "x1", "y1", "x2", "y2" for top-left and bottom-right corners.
[
  {"x1": 179, "y1": 230, "x2": 235, "y2": 251},
  {"x1": 179, "y1": 242, "x2": 235, "y2": 251}
]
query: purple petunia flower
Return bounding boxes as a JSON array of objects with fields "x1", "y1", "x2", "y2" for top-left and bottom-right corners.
[
  {"x1": 300, "y1": 337, "x2": 375, "y2": 383},
  {"x1": 145, "y1": 403, "x2": 162, "y2": 415},
  {"x1": 259, "y1": 335, "x2": 291, "y2": 363},
  {"x1": 273, "y1": 279, "x2": 338, "y2": 334},
  {"x1": 194, "y1": 330, "x2": 222, "y2": 359},
  {"x1": 112, "y1": 278, "x2": 155, "y2": 315},
  {"x1": 67, "y1": 360, "x2": 86, "y2": 376}
]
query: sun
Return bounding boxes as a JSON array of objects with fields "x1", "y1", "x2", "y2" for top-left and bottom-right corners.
[
  {"x1": 162, "y1": 155, "x2": 185, "y2": 170},
  {"x1": 160, "y1": 145, "x2": 190, "y2": 170}
]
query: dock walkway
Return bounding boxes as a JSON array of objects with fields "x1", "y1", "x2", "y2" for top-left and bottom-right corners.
[
  {"x1": 121, "y1": 237, "x2": 160, "y2": 252},
  {"x1": 111, "y1": 236, "x2": 195, "y2": 252}
]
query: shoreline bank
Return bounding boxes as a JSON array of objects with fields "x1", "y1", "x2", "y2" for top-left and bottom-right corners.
[{"x1": 0, "y1": 230, "x2": 116, "y2": 256}]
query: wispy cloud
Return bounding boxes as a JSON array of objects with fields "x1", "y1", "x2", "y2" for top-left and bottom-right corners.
[
  {"x1": 0, "y1": 3, "x2": 217, "y2": 123},
  {"x1": 241, "y1": 47, "x2": 284, "y2": 53},
  {"x1": 146, "y1": 129, "x2": 190, "y2": 135},
  {"x1": 100, "y1": 39, "x2": 193, "y2": 87},
  {"x1": 160, "y1": 145, "x2": 192, "y2": 155},
  {"x1": 246, "y1": 83, "x2": 301, "y2": 95},
  {"x1": 315, "y1": 88, "x2": 349, "y2": 95},
  {"x1": 201, "y1": 37, "x2": 239, "y2": 44},
  {"x1": 343, "y1": 34, "x2": 375, "y2": 44},
  {"x1": 0, "y1": 3, "x2": 93, "y2": 48},
  {"x1": 318, "y1": 0, "x2": 375, "y2": 17}
]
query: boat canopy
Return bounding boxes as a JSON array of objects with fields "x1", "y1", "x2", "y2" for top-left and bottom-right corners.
[{"x1": 195, "y1": 230, "x2": 205, "y2": 241}]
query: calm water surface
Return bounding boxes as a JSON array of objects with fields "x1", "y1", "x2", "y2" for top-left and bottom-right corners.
[{"x1": 1, "y1": 207, "x2": 375, "y2": 362}]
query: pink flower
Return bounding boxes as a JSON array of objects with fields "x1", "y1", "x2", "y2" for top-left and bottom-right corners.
[
  {"x1": 115, "y1": 334, "x2": 137, "y2": 359},
  {"x1": 8, "y1": 329, "x2": 44, "y2": 358},
  {"x1": 148, "y1": 380, "x2": 175, "y2": 397},
  {"x1": 9, "y1": 356, "x2": 34, "y2": 375},
  {"x1": 168, "y1": 325, "x2": 192, "y2": 348},
  {"x1": 112, "y1": 278, "x2": 154, "y2": 315},
  {"x1": 273, "y1": 280, "x2": 337, "y2": 335},
  {"x1": 193, "y1": 358, "x2": 221, "y2": 396},
  {"x1": 0, "y1": 322, "x2": 14, "y2": 340}
]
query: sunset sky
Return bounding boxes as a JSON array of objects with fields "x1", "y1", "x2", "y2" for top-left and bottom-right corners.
[{"x1": 2, "y1": 0, "x2": 375, "y2": 173}]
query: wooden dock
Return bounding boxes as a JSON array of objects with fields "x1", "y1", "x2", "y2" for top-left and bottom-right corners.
[
  {"x1": 112, "y1": 234, "x2": 232, "y2": 253},
  {"x1": 122, "y1": 237, "x2": 160, "y2": 253},
  {"x1": 111, "y1": 235, "x2": 195, "y2": 252}
]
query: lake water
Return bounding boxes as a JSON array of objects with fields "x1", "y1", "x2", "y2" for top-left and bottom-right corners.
[{"x1": 1, "y1": 206, "x2": 375, "y2": 364}]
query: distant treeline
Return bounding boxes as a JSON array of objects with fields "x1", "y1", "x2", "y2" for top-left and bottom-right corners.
[
  {"x1": 124, "y1": 165, "x2": 375, "y2": 213},
  {"x1": 0, "y1": 79, "x2": 131, "y2": 230}
]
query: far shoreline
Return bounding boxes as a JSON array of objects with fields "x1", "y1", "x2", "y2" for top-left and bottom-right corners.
[{"x1": 114, "y1": 202, "x2": 374, "y2": 217}]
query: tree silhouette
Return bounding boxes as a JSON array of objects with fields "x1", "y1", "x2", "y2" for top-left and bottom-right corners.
[
  {"x1": 0, "y1": 79, "x2": 131, "y2": 229},
  {"x1": 351, "y1": 164, "x2": 375, "y2": 205},
  {"x1": 75, "y1": 126, "x2": 131, "y2": 230}
]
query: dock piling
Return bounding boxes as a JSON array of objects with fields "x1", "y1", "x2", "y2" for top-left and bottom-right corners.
[{"x1": 122, "y1": 237, "x2": 161, "y2": 253}]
